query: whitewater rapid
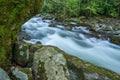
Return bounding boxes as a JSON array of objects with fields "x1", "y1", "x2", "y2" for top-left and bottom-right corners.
[{"x1": 21, "y1": 16, "x2": 120, "y2": 74}]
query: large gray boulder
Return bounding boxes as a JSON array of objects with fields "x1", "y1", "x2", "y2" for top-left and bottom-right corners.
[{"x1": 32, "y1": 46, "x2": 70, "y2": 80}]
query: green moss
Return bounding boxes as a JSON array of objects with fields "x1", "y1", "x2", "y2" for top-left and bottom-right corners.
[
  {"x1": 109, "y1": 36, "x2": 120, "y2": 45},
  {"x1": 0, "y1": 0, "x2": 43, "y2": 69},
  {"x1": 38, "y1": 61, "x2": 47, "y2": 80}
]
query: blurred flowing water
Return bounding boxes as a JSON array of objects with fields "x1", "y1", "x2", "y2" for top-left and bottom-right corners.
[{"x1": 21, "y1": 16, "x2": 120, "y2": 74}]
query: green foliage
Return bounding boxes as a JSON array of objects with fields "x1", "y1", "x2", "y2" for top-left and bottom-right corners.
[
  {"x1": 0, "y1": 47, "x2": 6, "y2": 65},
  {"x1": 42, "y1": 0, "x2": 120, "y2": 18}
]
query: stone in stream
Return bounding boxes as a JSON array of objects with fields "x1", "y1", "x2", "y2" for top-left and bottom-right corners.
[
  {"x1": 12, "y1": 42, "x2": 30, "y2": 67},
  {"x1": 0, "y1": 67, "x2": 10, "y2": 80},
  {"x1": 12, "y1": 42, "x2": 42, "y2": 67},
  {"x1": 10, "y1": 66, "x2": 34, "y2": 80},
  {"x1": 17, "y1": 31, "x2": 31, "y2": 41}
]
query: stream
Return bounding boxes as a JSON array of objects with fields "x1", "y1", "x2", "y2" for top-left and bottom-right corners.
[{"x1": 21, "y1": 15, "x2": 120, "y2": 74}]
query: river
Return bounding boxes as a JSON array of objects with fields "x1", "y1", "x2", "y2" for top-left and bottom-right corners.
[{"x1": 21, "y1": 15, "x2": 120, "y2": 74}]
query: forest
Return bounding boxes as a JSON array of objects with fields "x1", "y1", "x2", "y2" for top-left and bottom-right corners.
[
  {"x1": 0, "y1": 0, "x2": 120, "y2": 80},
  {"x1": 42, "y1": 0, "x2": 120, "y2": 18}
]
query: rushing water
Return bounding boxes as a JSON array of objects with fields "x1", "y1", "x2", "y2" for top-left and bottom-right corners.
[{"x1": 21, "y1": 16, "x2": 120, "y2": 74}]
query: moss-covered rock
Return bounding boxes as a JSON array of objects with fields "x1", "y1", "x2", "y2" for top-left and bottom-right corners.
[
  {"x1": 12, "y1": 42, "x2": 42, "y2": 67},
  {"x1": 10, "y1": 66, "x2": 34, "y2": 80},
  {"x1": 0, "y1": 0, "x2": 43, "y2": 69},
  {"x1": 32, "y1": 46, "x2": 70, "y2": 80},
  {"x1": 12, "y1": 42, "x2": 30, "y2": 67}
]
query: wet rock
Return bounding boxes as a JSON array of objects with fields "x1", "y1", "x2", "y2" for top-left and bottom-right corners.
[
  {"x1": 32, "y1": 46, "x2": 70, "y2": 80},
  {"x1": 0, "y1": 67, "x2": 10, "y2": 80},
  {"x1": 49, "y1": 22, "x2": 58, "y2": 27},
  {"x1": 10, "y1": 66, "x2": 33, "y2": 80},
  {"x1": 93, "y1": 24, "x2": 114, "y2": 32},
  {"x1": 114, "y1": 23, "x2": 120, "y2": 30},
  {"x1": 12, "y1": 42, "x2": 30, "y2": 67},
  {"x1": 104, "y1": 26, "x2": 113, "y2": 31},
  {"x1": 107, "y1": 30, "x2": 120, "y2": 35},
  {"x1": 93, "y1": 24, "x2": 106, "y2": 31},
  {"x1": 12, "y1": 42, "x2": 42, "y2": 67},
  {"x1": 17, "y1": 31, "x2": 31, "y2": 41}
]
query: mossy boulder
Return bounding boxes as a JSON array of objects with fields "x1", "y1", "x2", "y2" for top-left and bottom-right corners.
[
  {"x1": 0, "y1": 0, "x2": 43, "y2": 69},
  {"x1": 32, "y1": 46, "x2": 70, "y2": 80},
  {"x1": 12, "y1": 42, "x2": 42, "y2": 67},
  {"x1": 12, "y1": 42, "x2": 30, "y2": 67}
]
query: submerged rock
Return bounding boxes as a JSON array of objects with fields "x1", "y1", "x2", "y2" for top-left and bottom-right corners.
[{"x1": 0, "y1": 67, "x2": 10, "y2": 80}]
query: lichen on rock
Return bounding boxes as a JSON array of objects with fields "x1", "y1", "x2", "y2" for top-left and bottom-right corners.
[{"x1": 32, "y1": 46, "x2": 70, "y2": 80}]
